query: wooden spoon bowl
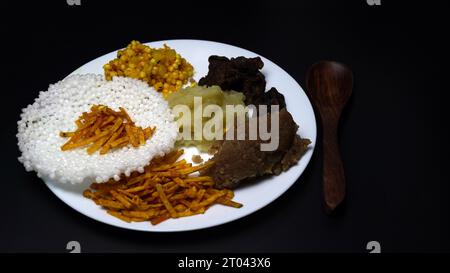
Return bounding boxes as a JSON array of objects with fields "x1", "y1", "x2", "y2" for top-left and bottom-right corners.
[{"x1": 306, "y1": 61, "x2": 353, "y2": 213}]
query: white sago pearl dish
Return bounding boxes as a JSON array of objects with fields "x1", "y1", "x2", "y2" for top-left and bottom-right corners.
[{"x1": 17, "y1": 74, "x2": 178, "y2": 184}]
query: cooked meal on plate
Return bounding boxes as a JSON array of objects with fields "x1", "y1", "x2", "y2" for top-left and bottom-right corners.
[
  {"x1": 16, "y1": 40, "x2": 311, "y2": 226},
  {"x1": 104, "y1": 40, "x2": 194, "y2": 96}
]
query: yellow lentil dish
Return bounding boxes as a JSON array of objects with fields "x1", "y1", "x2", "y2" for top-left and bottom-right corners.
[{"x1": 103, "y1": 41, "x2": 194, "y2": 96}]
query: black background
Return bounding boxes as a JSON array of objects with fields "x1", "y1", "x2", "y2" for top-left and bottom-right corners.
[{"x1": 1, "y1": 0, "x2": 449, "y2": 253}]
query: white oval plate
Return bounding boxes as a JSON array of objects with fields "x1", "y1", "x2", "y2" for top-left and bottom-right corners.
[{"x1": 43, "y1": 40, "x2": 316, "y2": 232}]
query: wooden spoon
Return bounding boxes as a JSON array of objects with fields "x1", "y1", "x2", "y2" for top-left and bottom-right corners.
[{"x1": 306, "y1": 61, "x2": 353, "y2": 213}]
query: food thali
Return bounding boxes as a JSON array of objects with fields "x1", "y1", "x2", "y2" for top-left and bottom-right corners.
[{"x1": 18, "y1": 39, "x2": 316, "y2": 232}]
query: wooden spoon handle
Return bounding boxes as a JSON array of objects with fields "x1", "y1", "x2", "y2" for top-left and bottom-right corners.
[{"x1": 322, "y1": 119, "x2": 346, "y2": 212}]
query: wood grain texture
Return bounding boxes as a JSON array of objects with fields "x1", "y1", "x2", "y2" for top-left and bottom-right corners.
[{"x1": 306, "y1": 61, "x2": 353, "y2": 213}]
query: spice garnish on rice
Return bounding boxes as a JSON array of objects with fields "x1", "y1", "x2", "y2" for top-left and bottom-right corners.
[
  {"x1": 60, "y1": 104, "x2": 156, "y2": 155},
  {"x1": 83, "y1": 149, "x2": 242, "y2": 225}
]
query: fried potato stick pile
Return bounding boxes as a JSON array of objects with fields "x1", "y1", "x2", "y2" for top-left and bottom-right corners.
[
  {"x1": 60, "y1": 105, "x2": 155, "y2": 155},
  {"x1": 83, "y1": 150, "x2": 242, "y2": 225}
]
